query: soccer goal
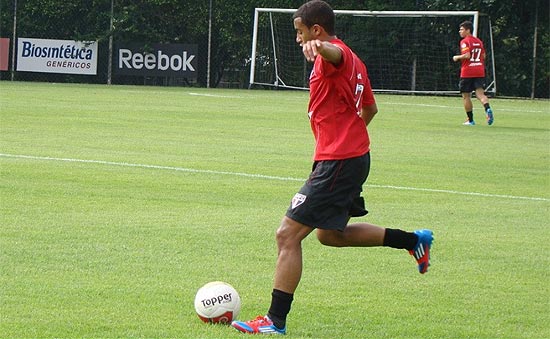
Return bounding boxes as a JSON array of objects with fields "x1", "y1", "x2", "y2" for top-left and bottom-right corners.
[{"x1": 249, "y1": 9, "x2": 496, "y2": 95}]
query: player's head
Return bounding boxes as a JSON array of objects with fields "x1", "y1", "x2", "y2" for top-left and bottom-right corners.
[
  {"x1": 459, "y1": 21, "x2": 473, "y2": 37},
  {"x1": 293, "y1": 0, "x2": 335, "y2": 44}
]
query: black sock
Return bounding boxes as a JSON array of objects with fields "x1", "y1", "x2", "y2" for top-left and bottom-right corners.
[
  {"x1": 383, "y1": 228, "x2": 418, "y2": 250},
  {"x1": 483, "y1": 103, "x2": 491, "y2": 111},
  {"x1": 267, "y1": 289, "x2": 293, "y2": 329},
  {"x1": 466, "y1": 111, "x2": 474, "y2": 122}
]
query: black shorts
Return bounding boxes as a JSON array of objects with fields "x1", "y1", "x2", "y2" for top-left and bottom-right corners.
[
  {"x1": 459, "y1": 77, "x2": 485, "y2": 93},
  {"x1": 285, "y1": 153, "x2": 370, "y2": 231}
]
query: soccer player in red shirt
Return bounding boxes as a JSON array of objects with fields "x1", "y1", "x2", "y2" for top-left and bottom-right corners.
[
  {"x1": 453, "y1": 20, "x2": 494, "y2": 126},
  {"x1": 231, "y1": 1, "x2": 433, "y2": 335}
]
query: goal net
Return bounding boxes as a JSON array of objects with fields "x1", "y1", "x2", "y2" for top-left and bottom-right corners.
[{"x1": 250, "y1": 9, "x2": 496, "y2": 95}]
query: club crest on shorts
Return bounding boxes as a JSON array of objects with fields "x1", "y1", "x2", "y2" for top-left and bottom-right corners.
[{"x1": 291, "y1": 193, "x2": 306, "y2": 209}]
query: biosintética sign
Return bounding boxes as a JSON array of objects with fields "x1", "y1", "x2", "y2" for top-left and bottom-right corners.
[{"x1": 17, "y1": 38, "x2": 98, "y2": 75}]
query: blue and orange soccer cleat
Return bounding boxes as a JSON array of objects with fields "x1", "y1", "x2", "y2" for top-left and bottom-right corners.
[
  {"x1": 409, "y1": 229, "x2": 434, "y2": 274},
  {"x1": 486, "y1": 108, "x2": 494, "y2": 125},
  {"x1": 231, "y1": 315, "x2": 286, "y2": 335}
]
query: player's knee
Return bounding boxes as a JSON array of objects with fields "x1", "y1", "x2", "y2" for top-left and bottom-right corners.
[
  {"x1": 316, "y1": 230, "x2": 343, "y2": 247},
  {"x1": 275, "y1": 218, "x2": 300, "y2": 247},
  {"x1": 275, "y1": 225, "x2": 288, "y2": 246}
]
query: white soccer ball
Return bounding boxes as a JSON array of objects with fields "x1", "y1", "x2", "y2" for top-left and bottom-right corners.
[{"x1": 194, "y1": 281, "x2": 241, "y2": 324}]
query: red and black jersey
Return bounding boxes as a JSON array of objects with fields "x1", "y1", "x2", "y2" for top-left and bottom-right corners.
[
  {"x1": 307, "y1": 38, "x2": 375, "y2": 161},
  {"x1": 459, "y1": 35, "x2": 486, "y2": 78}
]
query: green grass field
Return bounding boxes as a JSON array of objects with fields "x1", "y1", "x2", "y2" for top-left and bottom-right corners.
[{"x1": 1, "y1": 81, "x2": 549, "y2": 339}]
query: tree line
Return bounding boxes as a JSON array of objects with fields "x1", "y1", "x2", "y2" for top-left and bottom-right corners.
[{"x1": 0, "y1": 0, "x2": 548, "y2": 98}]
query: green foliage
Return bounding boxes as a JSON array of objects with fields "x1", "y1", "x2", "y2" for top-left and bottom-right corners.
[
  {"x1": 0, "y1": 0, "x2": 548, "y2": 95},
  {"x1": 1, "y1": 82, "x2": 549, "y2": 338}
]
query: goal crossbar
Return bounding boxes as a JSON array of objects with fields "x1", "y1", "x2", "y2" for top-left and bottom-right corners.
[{"x1": 253, "y1": 9, "x2": 479, "y2": 35}]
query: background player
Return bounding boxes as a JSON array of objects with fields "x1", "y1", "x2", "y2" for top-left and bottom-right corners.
[{"x1": 453, "y1": 20, "x2": 494, "y2": 126}]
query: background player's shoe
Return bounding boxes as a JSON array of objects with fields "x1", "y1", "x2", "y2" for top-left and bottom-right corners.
[
  {"x1": 486, "y1": 108, "x2": 494, "y2": 125},
  {"x1": 409, "y1": 229, "x2": 434, "y2": 274},
  {"x1": 462, "y1": 120, "x2": 475, "y2": 126},
  {"x1": 231, "y1": 315, "x2": 286, "y2": 335}
]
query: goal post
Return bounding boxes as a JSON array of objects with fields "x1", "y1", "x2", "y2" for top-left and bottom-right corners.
[{"x1": 249, "y1": 9, "x2": 496, "y2": 95}]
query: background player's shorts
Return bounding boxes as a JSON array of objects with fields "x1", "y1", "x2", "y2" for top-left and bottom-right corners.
[
  {"x1": 285, "y1": 153, "x2": 370, "y2": 231},
  {"x1": 459, "y1": 77, "x2": 485, "y2": 93}
]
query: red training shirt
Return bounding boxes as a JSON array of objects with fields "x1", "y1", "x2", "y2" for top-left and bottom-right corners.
[
  {"x1": 459, "y1": 35, "x2": 486, "y2": 78},
  {"x1": 308, "y1": 38, "x2": 375, "y2": 161}
]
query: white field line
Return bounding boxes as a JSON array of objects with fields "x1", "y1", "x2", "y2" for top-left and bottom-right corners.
[
  {"x1": 187, "y1": 92, "x2": 247, "y2": 99},
  {"x1": 381, "y1": 102, "x2": 548, "y2": 113},
  {"x1": 184, "y1": 92, "x2": 548, "y2": 113},
  {"x1": 1, "y1": 153, "x2": 548, "y2": 202}
]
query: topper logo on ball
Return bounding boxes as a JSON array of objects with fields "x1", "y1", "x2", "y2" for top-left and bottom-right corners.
[
  {"x1": 194, "y1": 281, "x2": 241, "y2": 324},
  {"x1": 200, "y1": 293, "x2": 234, "y2": 308}
]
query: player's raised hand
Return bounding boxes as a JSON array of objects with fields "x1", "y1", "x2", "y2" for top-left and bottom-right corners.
[
  {"x1": 302, "y1": 39, "x2": 323, "y2": 62},
  {"x1": 301, "y1": 40, "x2": 342, "y2": 65}
]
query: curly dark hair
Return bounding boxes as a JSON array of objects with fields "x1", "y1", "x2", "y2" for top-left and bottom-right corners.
[{"x1": 292, "y1": 0, "x2": 335, "y2": 35}]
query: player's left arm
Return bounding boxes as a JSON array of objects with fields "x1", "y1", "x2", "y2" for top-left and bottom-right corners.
[
  {"x1": 453, "y1": 50, "x2": 471, "y2": 62},
  {"x1": 302, "y1": 40, "x2": 342, "y2": 65}
]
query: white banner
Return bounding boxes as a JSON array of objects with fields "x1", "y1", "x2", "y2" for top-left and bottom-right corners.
[{"x1": 17, "y1": 38, "x2": 98, "y2": 75}]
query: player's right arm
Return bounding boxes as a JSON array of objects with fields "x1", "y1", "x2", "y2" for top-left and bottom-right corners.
[
  {"x1": 360, "y1": 104, "x2": 378, "y2": 126},
  {"x1": 358, "y1": 68, "x2": 377, "y2": 126}
]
